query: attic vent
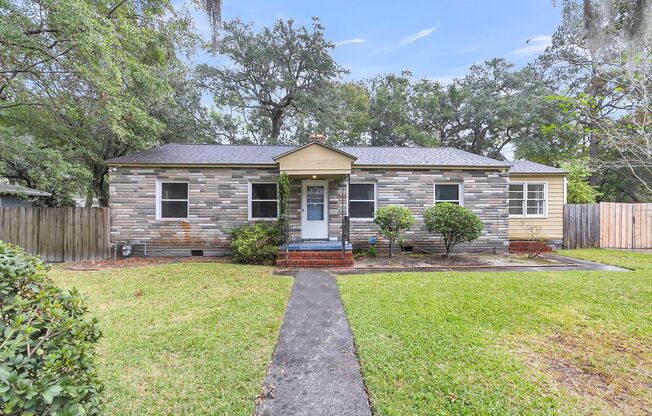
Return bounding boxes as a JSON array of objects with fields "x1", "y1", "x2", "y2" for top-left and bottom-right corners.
[{"x1": 191, "y1": 250, "x2": 204, "y2": 257}]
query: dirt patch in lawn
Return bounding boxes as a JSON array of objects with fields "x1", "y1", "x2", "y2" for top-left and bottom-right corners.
[
  {"x1": 517, "y1": 330, "x2": 652, "y2": 415},
  {"x1": 65, "y1": 256, "x2": 232, "y2": 271},
  {"x1": 352, "y1": 252, "x2": 561, "y2": 269}
]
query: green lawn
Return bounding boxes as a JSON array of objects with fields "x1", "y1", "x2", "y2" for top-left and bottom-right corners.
[
  {"x1": 48, "y1": 262, "x2": 292, "y2": 416},
  {"x1": 337, "y1": 250, "x2": 652, "y2": 415}
]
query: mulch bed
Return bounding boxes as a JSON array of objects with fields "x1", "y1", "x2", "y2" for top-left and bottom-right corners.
[
  {"x1": 352, "y1": 252, "x2": 561, "y2": 269},
  {"x1": 65, "y1": 256, "x2": 231, "y2": 271}
]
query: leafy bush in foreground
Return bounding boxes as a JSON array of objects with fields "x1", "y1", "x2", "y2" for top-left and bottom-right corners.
[
  {"x1": 231, "y1": 224, "x2": 280, "y2": 264},
  {"x1": 374, "y1": 205, "x2": 415, "y2": 258},
  {"x1": 423, "y1": 203, "x2": 483, "y2": 256},
  {"x1": 0, "y1": 241, "x2": 102, "y2": 415}
]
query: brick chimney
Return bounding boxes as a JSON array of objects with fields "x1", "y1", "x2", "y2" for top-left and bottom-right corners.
[{"x1": 309, "y1": 133, "x2": 326, "y2": 143}]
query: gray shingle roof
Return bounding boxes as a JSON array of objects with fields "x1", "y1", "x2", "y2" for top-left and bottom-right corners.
[
  {"x1": 107, "y1": 144, "x2": 512, "y2": 168},
  {"x1": 508, "y1": 160, "x2": 568, "y2": 174},
  {"x1": 0, "y1": 184, "x2": 52, "y2": 197}
]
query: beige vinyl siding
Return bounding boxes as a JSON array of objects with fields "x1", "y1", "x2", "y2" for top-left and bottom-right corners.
[
  {"x1": 508, "y1": 174, "x2": 566, "y2": 241},
  {"x1": 276, "y1": 144, "x2": 354, "y2": 176}
]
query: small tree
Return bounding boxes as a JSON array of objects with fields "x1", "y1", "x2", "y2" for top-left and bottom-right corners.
[
  {"x1": 561, "y1": 160, "x2": 602, "y2": 203},
  {"x1": 374, "y1": 205, "x2": 415, "y2": 258},
  {"x1": 423, "y1": 203, "x2": 483, "y2": 257}
]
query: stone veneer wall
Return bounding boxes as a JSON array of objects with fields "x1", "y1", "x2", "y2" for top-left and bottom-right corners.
[
  {"x1": 109, "y1": 166, "x2": 509, "y2": 256},
  {"x1": 109, "y1": 166, "x2": 279, "y2": 256},
  {"x1": 347, "y1": 168, "x2": 510, "y2": 253}
]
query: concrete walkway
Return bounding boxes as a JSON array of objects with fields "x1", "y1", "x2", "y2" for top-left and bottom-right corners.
[{"x1": 255, "y1": 270, "x2": 371, "y2": 416}]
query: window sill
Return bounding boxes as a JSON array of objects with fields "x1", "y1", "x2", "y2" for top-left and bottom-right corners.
[
  {"x1": 157, "y1": 218, "x2": 190, "y2": 222},
  {"x1": 249, "y1": 218, "x2": 278, "y2": 222},
  {"x1": 350, "y1": 217, "x2": 375, "y2": 222}
]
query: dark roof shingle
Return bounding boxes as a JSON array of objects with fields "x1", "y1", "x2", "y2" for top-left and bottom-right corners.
[
  {"x1": 0, "y1": 184, "x2": 52, "y2": 197},
  {"x1": 508, "y1": 160, "x2": 567, "y2": 174},
  {"x1": 107, "y1": 144, "x2": 512, "y2": 168}
]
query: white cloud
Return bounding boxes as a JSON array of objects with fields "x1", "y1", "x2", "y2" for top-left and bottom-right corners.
[
  {"x1": 397, "y1": 26, "x2": 437, "y2": 48},
  {"x1": 335, "y1": 38, "x2": 368, "y2": 47},
  {"x1": 513, "y1": 35, "x2": 552, "y2": 57},
  {"x1": 461, "y1": 47, "x2": 477, "y2": 53}
]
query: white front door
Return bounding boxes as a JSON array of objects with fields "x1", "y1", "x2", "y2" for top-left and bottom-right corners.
[{"x1": 301, "y1": 181, "x2": 329, "y2": 240}]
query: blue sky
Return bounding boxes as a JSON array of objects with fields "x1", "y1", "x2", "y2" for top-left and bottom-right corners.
[{"x1": 181, "y1": 0, "x2": 562, "y2": 82}]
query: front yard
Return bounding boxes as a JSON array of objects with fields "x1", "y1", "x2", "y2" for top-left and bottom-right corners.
[
  {"x1": 48, "y1": 263, "x2": 292, "y2": 416},
  {"x1": 337, "y1": 250, "x2": 652, "y2": 415}
]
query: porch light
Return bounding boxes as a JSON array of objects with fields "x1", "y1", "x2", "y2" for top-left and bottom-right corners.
[{"x1": 312, "y1": 175, "x2": 317, "y2": 179}]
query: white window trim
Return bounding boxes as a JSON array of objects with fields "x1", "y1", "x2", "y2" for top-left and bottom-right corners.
[
  {"x1": 509, "y1": 181, "x2": 548, "y2": 218},
  {"x1": 248, "y1": 181, "x2": 279, "y2": 221},
  {"x1": 156, "y1": 180, "x2": 189, "y2": 221},
  {"x1": 347, "y1": 182, "x2": 377, "y2": 221},
  {"x1": 434, "y1": 182, "x2": 464, "y2": 206}
]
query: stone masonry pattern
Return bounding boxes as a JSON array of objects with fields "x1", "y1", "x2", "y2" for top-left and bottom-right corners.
[{"x1": 109, "y1": 166, "x2": 509, "y2": 256}]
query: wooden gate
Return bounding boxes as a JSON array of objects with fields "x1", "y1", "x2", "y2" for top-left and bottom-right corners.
[
  {"x1": 563, "y1": 204, "x2": 601, "y2": 249},
  {"x1": 600, "y1": 202, "x2": 652, "y2": 249},
  {"x1": 564, "y1": 203, "x2": 652, "y2": 249},
  {"x1": 0, "y1": 207, "x2": 111, "y2": 262}
]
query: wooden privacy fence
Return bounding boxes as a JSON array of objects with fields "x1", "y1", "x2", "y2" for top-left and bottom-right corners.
[
  {"x1": 0, "y1": 207, "x2": 111, "y2": 262},
  {"x1": 564, "y1": 203, "x2": 652, "y2": 249}
]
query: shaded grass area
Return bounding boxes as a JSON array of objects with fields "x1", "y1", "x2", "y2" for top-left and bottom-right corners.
[
  {"x1": 49, "y1": 263, "x2": 292, "y2": 416},
  {"x1": 337, "y1": 250, "x2": 652, "y2": 415}
]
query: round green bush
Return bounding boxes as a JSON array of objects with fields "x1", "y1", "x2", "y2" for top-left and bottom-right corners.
[
  {"x1": 0, "y1": 241, "x2": 102, "y2": 415},
  {"x1": 423, "y1": 203, "x2": 484, "y2": 256},
  {"x1": 231, "y1": 224, "x2": 280, "y2": 264},
  {"x1": 374, "y1": 205, "x2": 415, "y2": 258}
]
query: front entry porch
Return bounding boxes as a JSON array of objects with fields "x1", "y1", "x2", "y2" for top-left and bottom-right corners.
[
  {"x1": 277, "y1": 240, "x2": 354, "y2": 268},
  {"x1": 274, "y1": 138, "x2": 356, "y2": 267}
]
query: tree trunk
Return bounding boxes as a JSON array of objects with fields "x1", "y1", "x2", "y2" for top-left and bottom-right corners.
[
  {"x1": 91, "y1": 166, "x2": 110, "y2": 207},
  {"x1": 84, "y1": 190, "x2": 94, "y2": 207},
  {"x1": 587, "y1": 59, "x2": 601, "y2": 187},
  {"x1": 388, "y1": 238, "x2": 393, "y2": 258},
  {"x1": 270, "y1": 109, "x2": 283, "y2": 143}
]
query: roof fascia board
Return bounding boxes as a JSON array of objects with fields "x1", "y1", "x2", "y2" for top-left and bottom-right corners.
[{"x1": 272, "y1": 142, "x2": 357, "y2": 161}]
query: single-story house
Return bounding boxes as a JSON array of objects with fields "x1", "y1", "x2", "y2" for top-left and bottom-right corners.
[
  {"x1": 106, "y1": 135, "x2": 567, "y2": 258},
  {"x1": 0, "y1": 184, "x2": 51, "y2": 207}
]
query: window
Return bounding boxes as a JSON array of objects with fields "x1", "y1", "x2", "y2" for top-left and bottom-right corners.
[
  {"x1": 158, "y1": 182, "x2": 188, "y2": 219},
  {"x1": 509, "y1": 183, "x2": 546, "y2": 217},
  {"x1": 434, "y1": 183, "x2": 463, "y2": 205},
  {"x1": 250, "y1": 183, "x2": 278, "y2": 220},
  {"x1": 349, "y1": 183, "x2": 376, "y2": 219}
]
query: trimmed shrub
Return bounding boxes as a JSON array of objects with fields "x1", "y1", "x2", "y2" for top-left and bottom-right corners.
[
  {"x1": 231, "y1": 224, "x2": 280, "y2": 264},
  {"x1": 374, "y1": 205, "x2": 415, "y2": 258},
  {"x1": 423, "y1": 203, "x2": 483, "y2": 256},
  {"x1": 0, "y1": 241, "x2": 102, "y2": 415}
]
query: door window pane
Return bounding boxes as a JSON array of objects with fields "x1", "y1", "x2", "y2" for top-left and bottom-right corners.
[{"x1": 306, "y1": 186, "x2": 324, "y2": 221}]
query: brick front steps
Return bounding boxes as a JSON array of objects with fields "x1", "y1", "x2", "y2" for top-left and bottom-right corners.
[{"x1": 276, "y1": 250, "x2": 354, "y2": 268}]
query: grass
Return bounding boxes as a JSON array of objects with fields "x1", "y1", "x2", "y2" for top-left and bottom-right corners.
[
  {"x1": 558, "y1": 248, "x2": 652, "y2": 271},
  {"x1": 48, "y1": 262, "x2": 292, "y2": 416},
  {"x1": 337, "y1": 250, "x2": 652, "y2": 415}
]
